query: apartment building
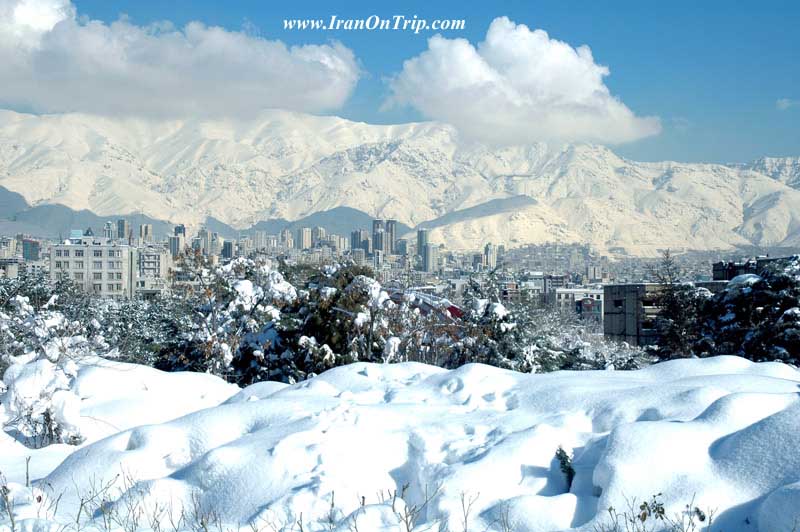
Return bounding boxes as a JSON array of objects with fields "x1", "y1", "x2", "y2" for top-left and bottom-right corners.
[
  {"x1": 555, "y1": 287, "x2": 604, "y2": 322},
  {"x1": 50, "y1": 236, "x2": 137, "y2": 299}
]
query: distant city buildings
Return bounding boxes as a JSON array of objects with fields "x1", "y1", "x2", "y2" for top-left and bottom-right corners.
[
  {"x1": 117, "y1": 219, "x2": 130, "y2": 243},
  {"x1": 2, "y1": 209, "x2": 796, "y2": 328},
  {"x1": 296, "y1": 227, "x2": 312, "y2": 250}
]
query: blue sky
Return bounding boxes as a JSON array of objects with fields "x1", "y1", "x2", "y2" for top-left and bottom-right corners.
[{"x1": 21, "y1": 1, "x2": 800, "y2": 162}]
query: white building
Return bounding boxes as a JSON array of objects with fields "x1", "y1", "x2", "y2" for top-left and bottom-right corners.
[
  {"x1": 50, "y1": 236, "x2": 137, "y2": 299},
  {"x1": 554, "y1": 287, "x2": 604, "y2": 322}
]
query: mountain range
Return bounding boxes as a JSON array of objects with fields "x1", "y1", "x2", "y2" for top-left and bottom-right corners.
[{"x1": 1, "y1": 109, "x2": 799, "y2": 256}]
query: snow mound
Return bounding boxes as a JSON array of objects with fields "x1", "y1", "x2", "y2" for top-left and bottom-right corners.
[
  {"x1": 0, "y1": 357, "x2": 239, "y2": 485},
  {"x1": 16, "y1": 356, "x2": 799, "y2": 532}
]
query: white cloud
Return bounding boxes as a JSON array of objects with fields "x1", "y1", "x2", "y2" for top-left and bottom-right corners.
[
  {"x1": 0, "y1": 0, "x2": 360, "y2": 117},
  {"x1": 387, "y1": 16, "x2": 660, "y2": 146},
  {"x1": 776, "y1": 98, "x2": 798, "y2": 111}
]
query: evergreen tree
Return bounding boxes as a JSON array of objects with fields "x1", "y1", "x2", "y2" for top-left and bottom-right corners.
[{"x1": 651, "y1": 250, "x2": 708, "y2": 358}]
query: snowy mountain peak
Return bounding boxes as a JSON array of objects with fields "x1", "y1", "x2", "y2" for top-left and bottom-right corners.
[{"x1": 1, "y1": 109, "x2": 799, "y2": 255}]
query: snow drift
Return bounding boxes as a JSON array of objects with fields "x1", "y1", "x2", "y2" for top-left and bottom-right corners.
[{"x1": 2, "y1": 356, "x2": 799, "y2": 531}]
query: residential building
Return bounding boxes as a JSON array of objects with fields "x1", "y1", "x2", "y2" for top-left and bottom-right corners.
[
  {"x1": 311, "y1": 227, "x2": 327, "y2": 246},
  {"x1": 139, "y1": 224, "x2": 154, "y2": 244},
  {"x1": 295, "y1": 227, "x2": 312, "y2": 250},
  {"x1": 555, "y1": 287, "x2": 604, "y2": 323},
  {"x1": 168, "y1": 234, "x2": 185, "y2": 258},
  {"x1": 117, "y1": 219, "x2": 131, "y2": 243},
  {"x1": 417, "y1": 229, "x2": 429, "y2": 270},
  {"x1": 0, "y1": 257, "x2": 21, "y2": 278},
  {"x1": 222, "y1": 240, "x2": 234, "y2": 259},
  {"x1": 484, "y1": 243, "x2": 497, "y2": 270},
  {"x1": 0, "y1": 236, "x2": 16, "y2": 258},
  {"x1": 385, "y1": 219, "x2": 398, "y2": 254},
  {"x1": 50, "y1": 236, "x2": 137, "y2": 299},
  {"x1": 350, "y1": 230, "x2": 371, "y2": 254},
  {"x1": 103, "y1": 221, "x2": 115, "y2": 239},
  {"x1": 423, "y1": 243, "x2": 439, "y2": 273},
  {"x1": 603, "y1": 284, "x2": 662, "y2": 346}
]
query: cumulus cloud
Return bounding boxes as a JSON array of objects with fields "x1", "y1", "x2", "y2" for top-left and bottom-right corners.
[
  {"x1": 387, "y1": 16, "x2": 660, "y2": 145},
  {"x1": 776, "y1": 98, "x2": 798, "y2": 111},
  {"x1": 0, "y1": 0, "x2": 360, "y2": 117}
]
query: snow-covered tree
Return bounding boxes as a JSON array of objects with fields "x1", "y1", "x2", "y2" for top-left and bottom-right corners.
[
  {"x1": 695, "y1": 256, "x2": 800, "y2": 363},
  {"x1": 650, "y1": 250, "x2": 710, "y2": 359},
  {"x1": 158, "y1": 252, "x2": 297, "y2": 382}
]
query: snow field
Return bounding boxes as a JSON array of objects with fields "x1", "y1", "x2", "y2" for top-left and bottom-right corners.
[{"x1": 1, "y1": 356, "x2": 798, "y2": 531}]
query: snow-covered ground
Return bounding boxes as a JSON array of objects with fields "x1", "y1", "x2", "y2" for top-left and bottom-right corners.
[{"x1": 2, "y1": 356, "x2": 800, "y2": 531}]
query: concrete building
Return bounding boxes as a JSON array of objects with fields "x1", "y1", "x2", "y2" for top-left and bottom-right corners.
[
  {"x1": 603, "y1": 284, "x2": 662, "y2": 346},
  {"x1": 0, "y1": 257, "x2": 21, "y2": 278},
  {"x1": 0, "y1": 236, "x2": 16, "y2": 258},
  {"x1": 350, "y1": 230, "x2": 371, "y2": 254},
  {"x1": 50, "y1": 236, "x2": 137, "y2": 299},
  {"x1": 117, "y1": 219, "x2": 131, "y2": 243},
  {"x1": 103, "y1": 221, "x2": 115, "y2": 239},
  {"x1": 395, "y1": 238, "x2": 408, "y2": 256},
  {"x1": 484, "y1": 243, "x2": 497, "y2": 270},
  {"x1": 136, "y1": 245, "x2": 172, "y2": 298},
  {"x1": 311, "y1": 227, "x2": 327, "y2": 247},
  {"x1": 138, "y1": 245, "x2": 171, "y2": 280},
  {"x1": 222, "y1": 240, "x2": 234, "y2": 259},
  {"x1": 168, "y1": 234, "x2": 185, "y2": 258},
  {"x1": 139, "y1": 224, "x2": 154, "y2": 244},
  {"x1": 417, "y1": 229, "x2": 429, "y2": 270},
  {"x1": 423, "y1": 243, "x2": 439, "y2": 273},
  {"x1": 555, "y1": 287, "x2": 604, "y2": 323},
  {"x1": 295, "y1": 227, "x2": 312, "y2": 250},
  {"x1": 385, "y1": 220, "x2": 398, "y2": 254},
  {"x1": 712, "y1": 256, "x2": 792, "y2": 281}
]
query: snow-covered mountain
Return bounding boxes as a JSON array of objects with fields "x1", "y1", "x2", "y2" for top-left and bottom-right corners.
[
  {"x1": 740, "y1": 156, "x2": 800, "y2": 189},
  {"x1": 1, "y1": 109, "x2": 799, "y2": 255}
]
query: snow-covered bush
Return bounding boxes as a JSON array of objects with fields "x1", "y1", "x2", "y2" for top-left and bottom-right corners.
[{"x1": 0, "y1": 295, "x2": 91, "y2": 447}]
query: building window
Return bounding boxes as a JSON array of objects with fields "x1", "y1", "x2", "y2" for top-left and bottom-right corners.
[
  {"x1": 92, "y1": 283, "x2": 102, "y2": 292},
  {"x1": 93, "y1": 273, "x2": 102, "y2": 280},
  {"x1": 93, "y1": 250, "x2": 103, "y2": 257},
  {"x1": 115, "y1": 273, "x2": 122, "y2": 280},
  {"x1": 55, "y1": 261, "x2": 61, "y2": 269},
  {"x1": 63, "y1": 250, "x2": 70, "y2": 257},
  {"x1": 55, "y1": 250, "x2": 62, "y2": 257},
  {"x1": 93, "y1": 261, "x2": 103, "y2": 269},
  {"x1": 116, "y1": 283, "x2": 123, "y2": 291},
  {"x1": 73, "y1": 272, "x2": 83, "y2": 281},
  {"x1": 107, "y1": 284, "x2": 115, "y2": 291},
  {"x1": 62, "y1": 261, "x2": 69, "y2": 268},
  {"x1": 74, "y1": 261, "x2": 84, "y2": 269},
  {"x1": 75, "y1": 250, "x2": 84, "y2": 257}
]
